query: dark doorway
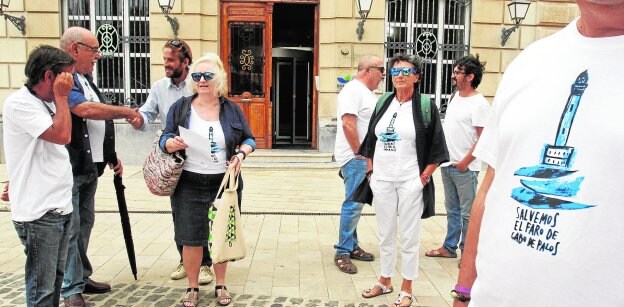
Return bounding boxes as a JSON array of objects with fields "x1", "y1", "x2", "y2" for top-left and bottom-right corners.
[{"x1": 271, "y1": 4, "x2": 315, "y2": 147}]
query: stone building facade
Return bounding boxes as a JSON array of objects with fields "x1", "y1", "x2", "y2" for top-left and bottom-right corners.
[{"x1": 0, "y1": 0, "x2": 579, "y2": 162}]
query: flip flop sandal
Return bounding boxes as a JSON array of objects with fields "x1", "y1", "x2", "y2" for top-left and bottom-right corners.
[
  {"x1": 334, "y1": 254, "x2": 357, "y2": 274},
  {"x1": 350, "y1": 247, "x2": 375, "y2": 261},
  {"x1": 394, "y1": 291, "x2": 413, "y2": 307},
  {"x1": 425, "y1": 247, "x2": 457, "y2": 258},
  {"x1": 215, "y1": 285, "x2": 232, "y2": 306},
  {"x1": 182, "y1": 288, "x2": 199, "y2": 307},
  {"x1": 362, "y1": 283, "x2": 393, "y2": 298}
]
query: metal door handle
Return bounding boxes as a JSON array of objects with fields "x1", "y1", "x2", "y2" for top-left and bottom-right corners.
[{"x1": 241, "y1": 98, "x2": 252, "y2": 103}]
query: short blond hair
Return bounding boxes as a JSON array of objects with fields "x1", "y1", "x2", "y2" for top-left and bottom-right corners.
[{"x1": 188, "y1": 52, "x2": 228, "y2": 96}]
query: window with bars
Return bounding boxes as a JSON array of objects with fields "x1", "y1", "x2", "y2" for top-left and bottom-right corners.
[
  {"x1": 385, "y1": 0, "x2": 471, "y2": 115},
  {"x1": 64, "y1": 0, "x2": 150, "y2": 108}
]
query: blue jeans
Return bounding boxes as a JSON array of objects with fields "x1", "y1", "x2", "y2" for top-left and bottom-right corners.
[
  {"x1": 441, "y1": 166, "x2": 479, "y2": 255},
  {"x1": 63, "y1": 172, "x2": 98, "y2": 297},
  {"x1": 334, "y1": 158, "x2": 367, "y2": 255},
  {"x1": 14, "y1": 211, "x2": 72, "y2": 307}
]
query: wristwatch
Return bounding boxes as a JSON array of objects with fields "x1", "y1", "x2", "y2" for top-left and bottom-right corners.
[
  {"x1": 421, "y1": 174, "x2": 431, "y2": 183},
  {"x1": 450, "y1": 290, "x2": 471, "y2": 302},
  {"x1": 236, "y1": 150, "x2": 247, "y2": 160}
]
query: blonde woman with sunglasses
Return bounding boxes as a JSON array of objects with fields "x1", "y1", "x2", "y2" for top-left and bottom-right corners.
[{"x1": 159, "y1": 52, "x2": 255, "y2": 307}]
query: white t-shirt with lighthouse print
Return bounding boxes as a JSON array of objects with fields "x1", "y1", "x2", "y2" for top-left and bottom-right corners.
[{"x1": 470, "y1": 19, "x2": 624, "y2": 306}]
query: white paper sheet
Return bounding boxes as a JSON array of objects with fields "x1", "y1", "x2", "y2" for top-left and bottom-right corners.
[{"x1": 179, "y1": 126, "x2": 212, "y2": 162}]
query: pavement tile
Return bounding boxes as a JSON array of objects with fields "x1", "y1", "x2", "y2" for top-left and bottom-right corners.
[{"x1": 0, "y1": 166, "x2": 480, "y2": 306}]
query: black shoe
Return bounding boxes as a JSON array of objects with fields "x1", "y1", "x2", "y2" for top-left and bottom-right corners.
[
  {"x1": 63, "y1": 293, "x2": 85, "y2": 307},
  {"x1": 83, "y1": 278, "x2": 111, "y2": 294}
]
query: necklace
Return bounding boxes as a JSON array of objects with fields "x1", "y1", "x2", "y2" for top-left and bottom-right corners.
[{"x1": 27, "y1": 87, "x2": 54, "y2": 118}]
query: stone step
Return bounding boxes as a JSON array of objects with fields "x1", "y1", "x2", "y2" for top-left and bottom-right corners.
[
  {"x1": 242, "y1": 161, "x2": 339, "y2": 170},
  {"x1": 246, "y1": 149, "x2": 334, "y2": 163},
  {"x1": 242, "y1": 149, "x2": 337, "y2": 170}
]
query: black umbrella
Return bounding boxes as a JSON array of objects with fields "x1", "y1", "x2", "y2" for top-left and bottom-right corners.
[{"x1": 107, "y1": 152, "x2": 138, "y2": 280}]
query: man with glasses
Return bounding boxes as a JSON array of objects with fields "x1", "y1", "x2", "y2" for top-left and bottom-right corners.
[
  {"x1": 425, "y1": 55, "x2": 489, "y2": 266},
  {"x1": 3, "y1": 45, "x2": 75, "y2": 307},
  {"x1": 59, "y1": 26, "x2": 141, "y2": 307},
  {"x1": 128, "y1": 39, "x2": 215, "y2": 285},
  {"x1": 333, "y1": 55, "x2": 384, "y2": 274}
]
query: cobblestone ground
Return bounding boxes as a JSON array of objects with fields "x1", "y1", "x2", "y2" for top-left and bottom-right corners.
[{"x1": 0, "y1": 272, "x2": 416, "y2": 307}]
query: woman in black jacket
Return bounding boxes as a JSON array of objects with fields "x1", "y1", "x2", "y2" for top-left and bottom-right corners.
[
  {"x1": 160, "y1": 52, "x2": 255, "y2": 307},
  {"x1": 359, "y1": 53, "x2": 448, "y2": 306}
]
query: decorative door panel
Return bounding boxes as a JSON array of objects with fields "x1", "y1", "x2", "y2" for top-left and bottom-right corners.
[{"x1": 221, "y1": 3, "x2": 273, "y2": 149}]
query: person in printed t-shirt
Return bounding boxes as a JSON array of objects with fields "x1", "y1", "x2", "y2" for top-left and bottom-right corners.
[
  {"x1": 128, "y1": 38, "x2": 215, "y2": 285},
  {"x1": 453, "y1": 1, "x2": 624, "y2": 306}
]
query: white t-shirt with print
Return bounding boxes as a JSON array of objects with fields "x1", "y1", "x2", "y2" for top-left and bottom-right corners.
[
  {"x1": 441, "y1": 93, "x2": 490, "y2": 171},
  {"x1": 471, "y1": 20, "x2": 624, "y2": 306},
  {"x1": 3, "y1": 87, "x2": 73, "y2": 222},
  {"x1": 183, "y1": 106, "x2": 227, "y2": 174},
  {"x1": 373, "y1": 98, "x2": 419, "y2": 181},
  {"x1": 334, "y1": 79, "x2": 377, "y2": 167}
]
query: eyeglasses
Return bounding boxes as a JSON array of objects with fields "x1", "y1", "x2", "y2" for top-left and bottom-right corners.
[
  {"x1": 452, "y1": 70, "x2": 466, "y2": 76},
  {"x1": 77, "y1": 42, "x2": 100, "y2": 53},
  {"x1": 368, "y1": 66, "x2": 385, "y2": 74},
  {"x1": 390, "y1": 67, "x2": 418, "y2": 77},
  {"x1": 191, "y1": 72, "x2": 215, "y2": 82}
]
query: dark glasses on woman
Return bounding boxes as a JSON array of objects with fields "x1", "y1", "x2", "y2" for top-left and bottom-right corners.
[
  {"x1": 191, "y1": 72, "x2": 215, "y2": 82},
  {"x1": 390, "y1": 67, "x2": 418, "y2": 77}
]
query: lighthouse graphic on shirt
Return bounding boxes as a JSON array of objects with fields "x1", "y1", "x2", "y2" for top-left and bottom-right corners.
[
  {"x1": 510, "y1": 70, "x2": 594, "y2": 210},
  {"x1": 379, "y1": 112, "x2": 401, "y2": 152}
]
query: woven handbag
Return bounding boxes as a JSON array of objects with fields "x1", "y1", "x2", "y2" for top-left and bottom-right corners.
[{"x1": 142, "y1": 133, "x2": 184, "y2": 196}]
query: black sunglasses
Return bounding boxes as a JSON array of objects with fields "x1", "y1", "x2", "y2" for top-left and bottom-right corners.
[
  {"x1": 167, "y1": 39, "x2": 189, "y2": 58},
  {"x1": 368, "y1": 66, "x2": 385, "y2": 74},
  {"x1": 191, "y1": 72, "x2": 215, "y2": 82}
]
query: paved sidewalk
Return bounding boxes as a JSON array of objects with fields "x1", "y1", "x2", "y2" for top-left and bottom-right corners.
[{"x1": 0, "y1": 166, "x2": 463, "y2": 306}]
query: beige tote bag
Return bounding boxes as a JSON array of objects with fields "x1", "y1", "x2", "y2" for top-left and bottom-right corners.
[{"x1": 208, "y1": 166, "x2": 246, "y2": 263}]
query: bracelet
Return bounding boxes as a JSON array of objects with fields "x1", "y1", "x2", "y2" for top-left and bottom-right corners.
[
  {"x1": 236, "y1": 150, "x2": 247, "y2": 160},
  {"x1": 454, "y1": 285, "x2": 471, "y2": 295},
  {"x1": 450, "y1": 290, "x2": 471, "y2": 302},
  {"x1": 421, "y1": 174, "x2": 431, "y2": 183}
]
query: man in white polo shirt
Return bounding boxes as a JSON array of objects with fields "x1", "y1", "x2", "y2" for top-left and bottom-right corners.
[{"x1": 3, "y1": 45, "x2": 75, "y2": 306}]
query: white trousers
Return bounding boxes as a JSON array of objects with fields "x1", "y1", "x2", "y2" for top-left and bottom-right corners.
[{"x1": 371, "y1": 176, "x2": 424, "y2": 280}]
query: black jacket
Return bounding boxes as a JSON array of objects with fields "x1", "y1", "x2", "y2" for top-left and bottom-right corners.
[
  {"x1": 66, "y1": 73, "x2": 115, "y2": 176},
  {"x1": 359, "y1": 91, "x2": 449, "y2": 219}
]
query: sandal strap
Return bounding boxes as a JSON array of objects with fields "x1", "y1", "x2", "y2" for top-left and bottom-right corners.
[
  {"x1": 215, "y1": 285, "x2": 228, "y2": 291},
  {"x1": 394, "y1": 291, "x2": 413, "y2": 306},
  {"x1": 375, "y1": 283, "x2": 390, "y2": 292}
]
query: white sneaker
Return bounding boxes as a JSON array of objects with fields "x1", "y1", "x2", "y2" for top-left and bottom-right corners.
[
  {"x1": 170, "y1": 263, "x2": 186, "y2": 280},
  {"x1": 198, "y1": 265, "x2": 214, "y2": 285}
]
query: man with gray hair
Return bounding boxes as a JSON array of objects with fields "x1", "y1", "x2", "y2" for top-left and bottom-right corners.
[
  {"x1": 333, "y1": 55, "x2": 385, "y2": 274},
  {"x1": 60, "y1": 26, "x2": 140, "y2": 307}
]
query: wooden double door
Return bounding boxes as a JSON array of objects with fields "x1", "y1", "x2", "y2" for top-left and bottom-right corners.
[{"x1": 220, "y1": 1, "x2": 317, "y2": 149}]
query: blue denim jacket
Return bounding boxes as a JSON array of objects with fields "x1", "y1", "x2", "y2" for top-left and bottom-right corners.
[{"x1": 159, "y1": 94, "x2": 256, "y2": 160}]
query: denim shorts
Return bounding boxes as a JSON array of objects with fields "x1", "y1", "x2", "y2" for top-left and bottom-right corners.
[{"x1": 171, "y1": 171, "x2": 225, "y2": 247}]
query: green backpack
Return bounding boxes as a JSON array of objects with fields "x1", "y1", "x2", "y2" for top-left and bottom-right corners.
[{"x1": 374, "y1": 92, "x2": 431, "y2": 128}]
